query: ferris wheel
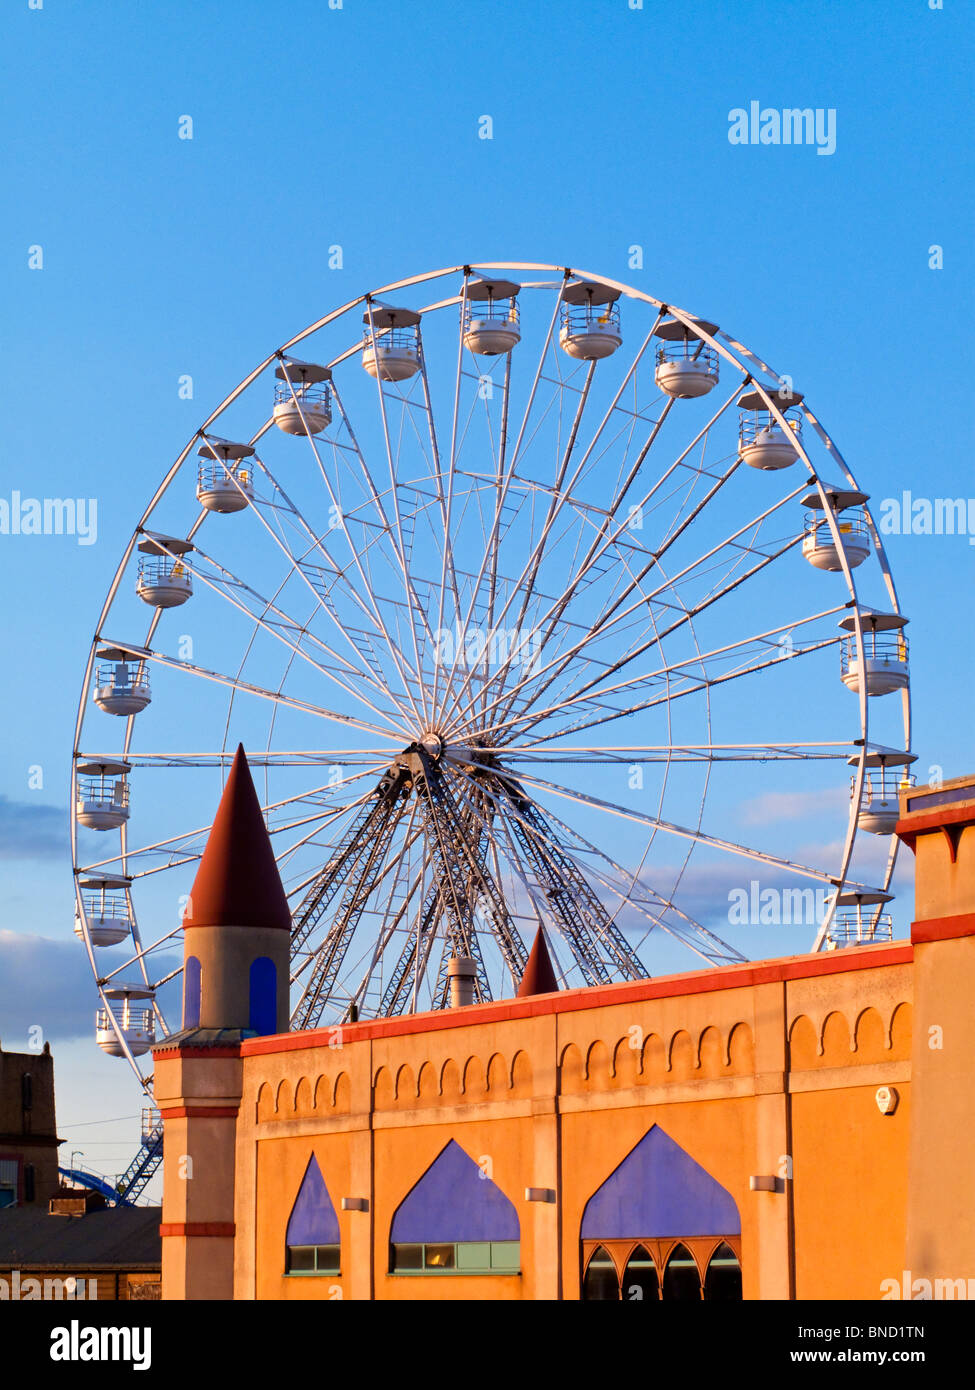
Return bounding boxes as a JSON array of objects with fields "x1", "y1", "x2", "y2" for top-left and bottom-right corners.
[{"x1": 71, "y1": 261, "x2": 912, "y2": 1086}]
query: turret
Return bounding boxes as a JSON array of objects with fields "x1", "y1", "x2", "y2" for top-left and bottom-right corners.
[
  {"x1": 181, "y1": 744, "x2": 290, "y2": 1036},
  {"x1": 517, "y1": 928, "x2": 559, "y2": 997}
]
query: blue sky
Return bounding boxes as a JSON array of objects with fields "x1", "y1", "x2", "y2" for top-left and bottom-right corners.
[{"x1": 1, "y1": 0, "x2": 972, "y2": 1195}]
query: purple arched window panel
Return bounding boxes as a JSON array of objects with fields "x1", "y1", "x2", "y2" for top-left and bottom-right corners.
[
  {"x1": 183, "y1": 956, "x2": 201, "y2": 1029},
  {"x1": 390, "y1": 1140, "x2": 519, "y2": 1244},
  {"x1": 248, "y1": 956, "x2": 276, "y2": 1036},
  {"x1": 287, "y1": 1155, "x2": 340, "y2": 1246},
  {"x1": 581, "y1": 1125, "x2": 740, "y2": 1239}
]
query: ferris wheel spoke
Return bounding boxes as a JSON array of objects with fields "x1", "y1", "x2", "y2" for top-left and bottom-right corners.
[
  {"x1": 360, "y1": 304, "x2": 441, "y2": 724},
  {"x1": 466, "y1": 531, "x2": 809, "y2": 748},
  {"x1": 439, "y1": 361, "x2": 600, "y2": 729},
  {"x1": 104, "y1": 750, "x2": 394, "y2": 769},
  {"x1": 284, "y1": 372, "x2": 435, "y2": 727},
  {"x1": 454, "y1": 476, "x2": 808, "y2": 743},
  {"x1": 441, "y1": 759, "x2": 636, "y2": 984},
  {"x1": 450, "y1": 376, "x2": 743, "y2": 733},
  {"x1": 77, "y1": 767, "x2": 389, "y2": 884},
  {"x1": 271, "y1": 787, "x2": 398, "y2": 896},
  {"x1": 507, "y1": 766, "x2": 856, "y2": 888},
  {"x1": 216, "y1": 440, "x2": 414, "y2": 716},
  {"x1": 343, "y1": 799, "x2": 429, "y2": 1011},
  {"x1": 292, "y1": 792, "x2": 412, "y2": 1027},
  {"x1": 291, "y1": 804, "x2": 427, "y2": 988},
  {"x1": 486, "y1": 628, "x2": 839, "y2": 751},
  {"x1": 93, "y1": 926, "x2": 184, "y2": 992},
  {"x1": 146, "y1": 538, "x2": 413, "y2": 738},
  {"x1": 423, "y1": 275, "x2": 468, "y2": 719},
  {"x1": 99, "y1": 636, "x2": 404, "y2": 745},
  {"x1": 495, "y1": 739, "x2": 859, "y2": 764},
  {"x1": 501, "y1": 448, "x2": 743, "y2": 725},
  {"x1": 515, "y1": 788, "x2": 747, "y2": 967},
  {"x1": 479, "y1": 604, "x2": 846, "y2": 746}
]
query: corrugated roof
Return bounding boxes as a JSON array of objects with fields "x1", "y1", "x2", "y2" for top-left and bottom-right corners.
[{"x1": 0, "y1": 1207, "x2": 160, "y2": 1268}]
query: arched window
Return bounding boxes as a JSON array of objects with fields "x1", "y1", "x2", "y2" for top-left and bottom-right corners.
[
  {"x1": 389, "y1": 1139, "x2": 520, "y2": 1275},
  {"x1": 286, "y1": 1155, "x2": 340, "y2": 1276},
  {"x1": 183, "y1": 956, "x2": 201, "y2": 1029},
  {"x1": 704, "y1": 1241, "x2": 742, "y2": 1301},
  {"x1": 662, "y1": 1243, "x2": 701, "y2": 1301},
  {"x1": 621, "y1": 1244, "x2": 659, "y2": 1302},
  {"x1": 248, "y1": 956, "x2": 276, "y2": 1036},
  {"x1": 582, "y1": 1245, "x2": 620, "y2": 1300}
]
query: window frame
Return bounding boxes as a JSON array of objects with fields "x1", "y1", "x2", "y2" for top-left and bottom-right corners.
[
  {"x1": 389, "y1": 1239, "x2": 521, "y2": 1276},
  {"x1": 0, "y1": 1154, "x2": 23, "y2": 1208},
  {"x1": 284, "y1": 1243, "x2": 341, "y2": 1277}
]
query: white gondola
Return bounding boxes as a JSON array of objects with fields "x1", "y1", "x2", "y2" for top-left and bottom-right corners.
[
  {"x1": 653, "y1": 317, "x2": 719, "y2": 398},
  {"x1": 824, "y1": 890, "x2": 895, "y2": 949},
  {"x1": 800, "y1": 483, "x2": 871, "y2": 572},
  {"x1": 96, "y1": 983, "x2": 155, "y2": 1057},
  {"x1": 92, "y1": 646, "x2": 151, "y2": 715},
  {"x1": 74, "y1": 874, "x2": 134, "y2": 947},
  {"x1": 361, "y1": 301, "x2": 422, "y2": 381},
  {"x1": 462, "y1": 274, "x2": 521, "y2": 355},
  {"x1": 737, "y1": 387, "x2": 804, "y2": 470},
  {"x1": 849, "y1": 748, "x2": 917, "y2": 834},
  {"x1": 196, "y1": 437, "x2": 255, "y2": 513},
  {"x1": 838, "y1": 609, "x2": 909, "y2": 696},
  {"x1": 559, "y1": 280, "x2": 622, "y2": 360},
  {"x1": 136, "y1": 534, "x2": 193, "y2": 607},
  {"x1": 76, "y1": 759, "x2": 131, "y2": 831},
  {"x1": 273, "y1": 359, "x2": 332, "y2": 435}
]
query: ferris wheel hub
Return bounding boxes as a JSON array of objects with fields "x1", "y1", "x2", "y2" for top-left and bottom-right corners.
[{"x1": 419, "y1": 731, "x2": 444, "y2": 760}]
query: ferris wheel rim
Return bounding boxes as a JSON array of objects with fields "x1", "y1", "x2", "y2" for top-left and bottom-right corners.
[{"x1": 71, "y1": 260, "x2": 911, "y2": 1080}]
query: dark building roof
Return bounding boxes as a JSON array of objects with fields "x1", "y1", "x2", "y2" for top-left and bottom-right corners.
[
  {"x1": 517, "y1": 928, "x2": 559, "y2": 997},
  {"x1": 183, "y1": 744, "x2": 291, "y2": 931},
  {"x1": 0, "y1": 1206, "x2": 161, "y2": 1269},
  {"x1": 154, "y1": 1025, "x2": 254, "y2": 1053}
]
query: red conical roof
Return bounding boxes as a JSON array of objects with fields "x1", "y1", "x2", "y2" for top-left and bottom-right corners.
[
  {"x1": 517, "y1": 927, "x2": 559, "y2": 997},
  {"x1": 183, "y1": 745, "x2": 291, "y2": 930}
]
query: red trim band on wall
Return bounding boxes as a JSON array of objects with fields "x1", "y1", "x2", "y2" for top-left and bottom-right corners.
[
  {"x1": 159, "y1": 1222, "x2": 236, "y2": 1238},
  {"x1": 911, "y1": 913, "x2": 975, "y2": 945},
  {"x1": 157, "y1": 1106, "x2": 239, "y2": 1120},
  {"x1": 240, "y1": 941, "x2": 913, "y2": 1057}
]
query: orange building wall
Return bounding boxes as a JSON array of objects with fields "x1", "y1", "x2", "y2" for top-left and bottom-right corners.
[
  {"x1": 225, "y1": 948, "x2": 916, "y2": 1301},
  {"x1": 156, "y1": 773, "x2": 975, "y2": 1301}
]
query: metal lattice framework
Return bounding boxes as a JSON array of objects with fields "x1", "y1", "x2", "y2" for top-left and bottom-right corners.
[{"x1": 71, "y1": 262, "x2": 911, "y2": 1087}]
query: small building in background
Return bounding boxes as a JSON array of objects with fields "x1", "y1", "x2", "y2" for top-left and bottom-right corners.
[
  {"x1": 0, "y1": 1040, "x2": 60, "y2": 1208},
  {"x1": 0, "y1": 1034, "x2": 162, "y2": 1299},
  {"x1": 0, "y1": 1189, "x2": 160, "y2": 1300}
]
